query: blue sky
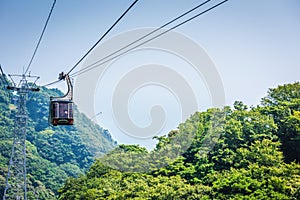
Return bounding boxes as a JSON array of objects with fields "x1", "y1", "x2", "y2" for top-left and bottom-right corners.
[{"x1": 1, "y1": 0, "x2": 299, "y2": 148}]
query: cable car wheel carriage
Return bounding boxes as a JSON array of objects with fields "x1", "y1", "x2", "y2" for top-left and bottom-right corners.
[{"x1": 49, "y1": 72, "x2": 74, "y2": 126}]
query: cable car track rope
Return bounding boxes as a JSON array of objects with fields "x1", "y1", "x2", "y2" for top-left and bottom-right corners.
[
  {"x1": 70, "y1": 0, "x2": 228, "y2": 78},
  {"x1": 69, "y1": 0, "x2": 212, "y2": 77},
  {"x1": 66, "y1": 0, "x2": 139, "y2": 76},
  {"x1": 24, "y1": 0, "x2": 57, "y2": 75},
  {"x1": 42, "y1": 0, "x2": 228, "y2": 87},
  {"x1": 42, "y1": 0, "x2": 139, "y2": 87}
]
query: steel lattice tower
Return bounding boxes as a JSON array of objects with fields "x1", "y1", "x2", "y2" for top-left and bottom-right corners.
[{"x1": 3, "y1": 75, "x2": 39, "y2": 200}]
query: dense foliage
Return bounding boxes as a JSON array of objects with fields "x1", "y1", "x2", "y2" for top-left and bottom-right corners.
[
  {"x1": 59, "y1": 82, "x2": 300, "y2": 200},
  {"x1": 0, "y1": 75, "x2": 115, "y2": 199}
]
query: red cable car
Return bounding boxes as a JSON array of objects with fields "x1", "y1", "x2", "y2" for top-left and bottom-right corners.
[{"x1": 49, "y1": 73, "x2": 74, "y2": 126}]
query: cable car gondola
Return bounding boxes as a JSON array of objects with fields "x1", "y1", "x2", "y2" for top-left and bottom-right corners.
[{"x1": 49, "y1": 72, "x2": 74, "y2": 126}]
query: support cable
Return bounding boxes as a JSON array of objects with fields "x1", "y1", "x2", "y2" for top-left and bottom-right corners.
[
  {"x1": 42, "y1": 0, "x2": 229, "y2": 87},
  {"x1": 24, "y1": 0, "x2": 57, "y2": 75},
  {"x1": 71, "y1": 0, "x2": 229, "y2": 78},
  {"x1": 70, "y1": 0, "x2": 212, "y2": 77},
  {"x1": 66, "y1": 0, "x2": 139, "y2": 76},
  {"x1": 42, "y1": 0, "x2": 139, "y2": 87}
]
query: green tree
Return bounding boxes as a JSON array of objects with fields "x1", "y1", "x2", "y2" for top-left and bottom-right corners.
[
  {"x1": 210, "y1": 139, "x2": 300, "y2": 199},
  {"x1": 261, "y1": 82, "x2": 300, "y2": 162}
]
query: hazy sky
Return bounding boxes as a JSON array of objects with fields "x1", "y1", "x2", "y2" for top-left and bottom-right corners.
[{"x1": 1, "y1": 0, "x2": 299, "y2": 148}]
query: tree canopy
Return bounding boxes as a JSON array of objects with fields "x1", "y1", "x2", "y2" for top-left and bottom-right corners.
[{"x1": 58, "y1": 82, "x2": 300, "y2": 200}]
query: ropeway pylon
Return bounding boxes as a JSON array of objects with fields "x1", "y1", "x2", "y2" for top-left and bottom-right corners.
[{"x1": 3, "y1": 74, "x2": 39, "y2": 200}]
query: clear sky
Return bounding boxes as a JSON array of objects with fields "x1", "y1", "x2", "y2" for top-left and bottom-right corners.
[{"x1": 1, "y1": 0, "x2": 299, "y2": 149}]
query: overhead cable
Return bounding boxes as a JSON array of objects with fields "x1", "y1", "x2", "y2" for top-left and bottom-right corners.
[
  {"x1": 70, "y1": 0, "x2": 212, "y2": 77},
  {"x1": 42, "y1": 0, "x2": 229, "y2": 87},
  {"x1": 66, "y1": 0, "x2": 139, "y2": 76},
  {"x1": 71, "y1": 0, "x2": 229, "y2": 77},
  {"x1": 24, "y1": 0, "x2": 57, "y2": 75}
]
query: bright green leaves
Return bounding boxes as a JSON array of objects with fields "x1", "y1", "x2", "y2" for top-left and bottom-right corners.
[
  {"x1": 260, "y1": 82, "x2": 300, "y2": 162},
  {"x1": 211, "y1": 162, "x2": 299, "y2": 200},
  {"x1": 58, "y1": 81, "x2": 300, "y2": 199},
  {"x1": 59, "y1": 171, "x2": 211, "y2": 200},
  {"x1": 211, "y1": 106, "x2": 278, "y2": 171},
  {"x1": 261, "y1": 82, "x2": 300, "y2": 107}
]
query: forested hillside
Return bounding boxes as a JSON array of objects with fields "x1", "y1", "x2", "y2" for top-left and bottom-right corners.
[
  {"x1": 0, "y1": 75, "x2": 116, "y2": 199},
  {"x1": 59, "y1": 82, "x2": 300, "y2": 200}
]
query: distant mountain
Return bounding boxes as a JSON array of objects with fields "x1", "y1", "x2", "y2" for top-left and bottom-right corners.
[{"x1": 0, "y1": 75, "x2": 116, "y2": 199}]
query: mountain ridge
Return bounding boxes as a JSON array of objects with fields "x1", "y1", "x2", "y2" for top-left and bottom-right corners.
[{"x1": 0, "y1": 75, "x2": 116, "y2": 199}]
